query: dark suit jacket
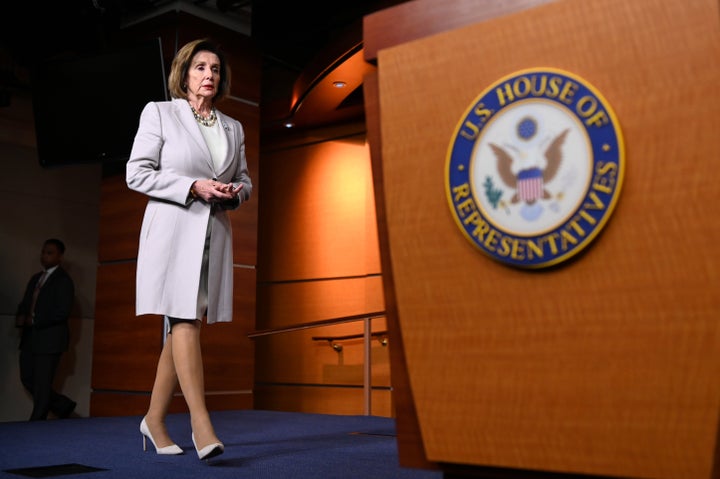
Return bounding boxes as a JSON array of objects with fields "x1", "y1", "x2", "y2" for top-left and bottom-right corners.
[{"x1": 16, "y1": 267, "x2": 75, "y2": 354}]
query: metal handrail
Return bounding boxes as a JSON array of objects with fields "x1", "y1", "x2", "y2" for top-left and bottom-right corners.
[
  {"x1": 247, "y1": 311, "x2": 386, "y2": 415},
  {"x1": 247, "y1": 311, "x2": 385, "y2": 338}
]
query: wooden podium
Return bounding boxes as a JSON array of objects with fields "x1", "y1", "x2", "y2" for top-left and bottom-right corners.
[{"x1": 363, "y1": 0, "x2": 720, "y2": 478}]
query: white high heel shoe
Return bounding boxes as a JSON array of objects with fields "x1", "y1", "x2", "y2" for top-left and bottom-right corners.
[
  {"x1": 192, "y1": 432, "x2": 224, "y2": 460},
  {"x1": 140, "y1": 417, "x2": 184, "y2": 455}
]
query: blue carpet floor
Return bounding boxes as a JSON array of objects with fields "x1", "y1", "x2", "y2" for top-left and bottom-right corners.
[{"x1": 0, "y1": 409, "x2": 442, "y2": 479}]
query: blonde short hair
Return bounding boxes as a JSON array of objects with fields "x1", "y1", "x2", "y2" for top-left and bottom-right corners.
[{"x1": 167, "y1": 38, "x2": 231, "y2": 102}]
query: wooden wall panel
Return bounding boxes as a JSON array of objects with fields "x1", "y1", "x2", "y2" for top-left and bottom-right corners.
[
  {"x1": 256, "y1": 276, "x2": 384, "y2": 331},
  {"x1": 202, "y1": 267, "x2": 257, "y2": 392},
  {"x1": 90, "y1": 391, "x2": 253, "y2": 417},
  {"x1": 92, "y1": 262, "x2": 162, "y2": 391},
  {"x1": 205, "y1": 393, "x2": 254, "y2": 412},
  {"x1": 225, "y1": 100, "x2": 260, "y2": 267},
  {"x1": 257, "y1": 135, "x2": 379, "y2": 282},
  {"x1": 98, "y1": 174, "x2": 148, "y2": 263},
  {"x1": 254, "y1": 385, "x2": 393, "y2": 418},
  {"x1": 254, "y1": 130, "x2": 389, "y2": 416},
  {"x1": 255, "y1": 319, "x2": 389, "y2": 386},
  {"x1": 91, "y1": 392, "x2": 160, "y2": 417}
]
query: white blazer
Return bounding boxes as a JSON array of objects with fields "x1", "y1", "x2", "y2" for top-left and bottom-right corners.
[{"x1": 126, "y1": 98, "x2": 252, "y2": 323}]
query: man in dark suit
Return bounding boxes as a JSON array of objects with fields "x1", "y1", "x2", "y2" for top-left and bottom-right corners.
[{"x1": 15, "y1": 238, "x2": 76, "y2": 420}]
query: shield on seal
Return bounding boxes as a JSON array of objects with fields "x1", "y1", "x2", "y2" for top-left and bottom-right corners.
[{"x1": 516, "y1": 167, "x2": 544, "y2": 203}]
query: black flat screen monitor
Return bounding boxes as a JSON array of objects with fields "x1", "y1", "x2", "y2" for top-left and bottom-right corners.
[{"x1": 31, "y1": 37, "x2": 168, "y2": 168}]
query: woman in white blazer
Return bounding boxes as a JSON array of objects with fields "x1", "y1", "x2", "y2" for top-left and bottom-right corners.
[{"x1": 126, "y1": 38, "x2": 252, "y2": 461}]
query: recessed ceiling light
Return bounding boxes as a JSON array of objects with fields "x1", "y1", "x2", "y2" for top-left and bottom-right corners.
[{"x1": 332, "y1": 81, "x2": 346, "y2": 88}]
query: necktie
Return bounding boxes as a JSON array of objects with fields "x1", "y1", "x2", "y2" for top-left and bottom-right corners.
[{"x1": 29, "y1": 271, "x2": 47, "y2": 322}]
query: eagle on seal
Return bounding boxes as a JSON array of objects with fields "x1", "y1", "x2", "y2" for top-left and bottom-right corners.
[{"x1": 490, "y1": 128, "x2": 570, "y2": 206}]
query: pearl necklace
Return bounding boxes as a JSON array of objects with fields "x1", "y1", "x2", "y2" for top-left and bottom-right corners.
[{"x1": 189, "y1": 103, "x2": 217, "y2": 127}]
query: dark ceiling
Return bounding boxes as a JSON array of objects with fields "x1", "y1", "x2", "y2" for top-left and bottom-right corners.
[{"x1": 0, "y1": 0, "x2": 409, "y2": 135}]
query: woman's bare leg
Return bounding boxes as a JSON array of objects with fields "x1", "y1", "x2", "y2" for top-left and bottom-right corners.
[
  {"x1": 170, "y1": 320, "x2": 220, "y2": 449},
  {"x1": 144, "y1": 336, "x2": 179, "y2": 447}
]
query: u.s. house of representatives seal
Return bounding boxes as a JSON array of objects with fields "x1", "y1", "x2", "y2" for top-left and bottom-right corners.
[{"x1": 446, "y1": 67, "x2": 624, "y2": 268}]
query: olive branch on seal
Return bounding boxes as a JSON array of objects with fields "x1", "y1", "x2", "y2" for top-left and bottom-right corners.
[{"x1": 483, "y1": 176, "x2": 503, "y2": 209}]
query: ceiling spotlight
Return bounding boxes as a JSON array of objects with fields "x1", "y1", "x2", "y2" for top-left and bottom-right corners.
[
  {"x1": 284, "y1": 121, "x2": 294, "y2": 128},
  {"x1": 332, "y1": 81, "x2": 346, "y2": 88}
]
